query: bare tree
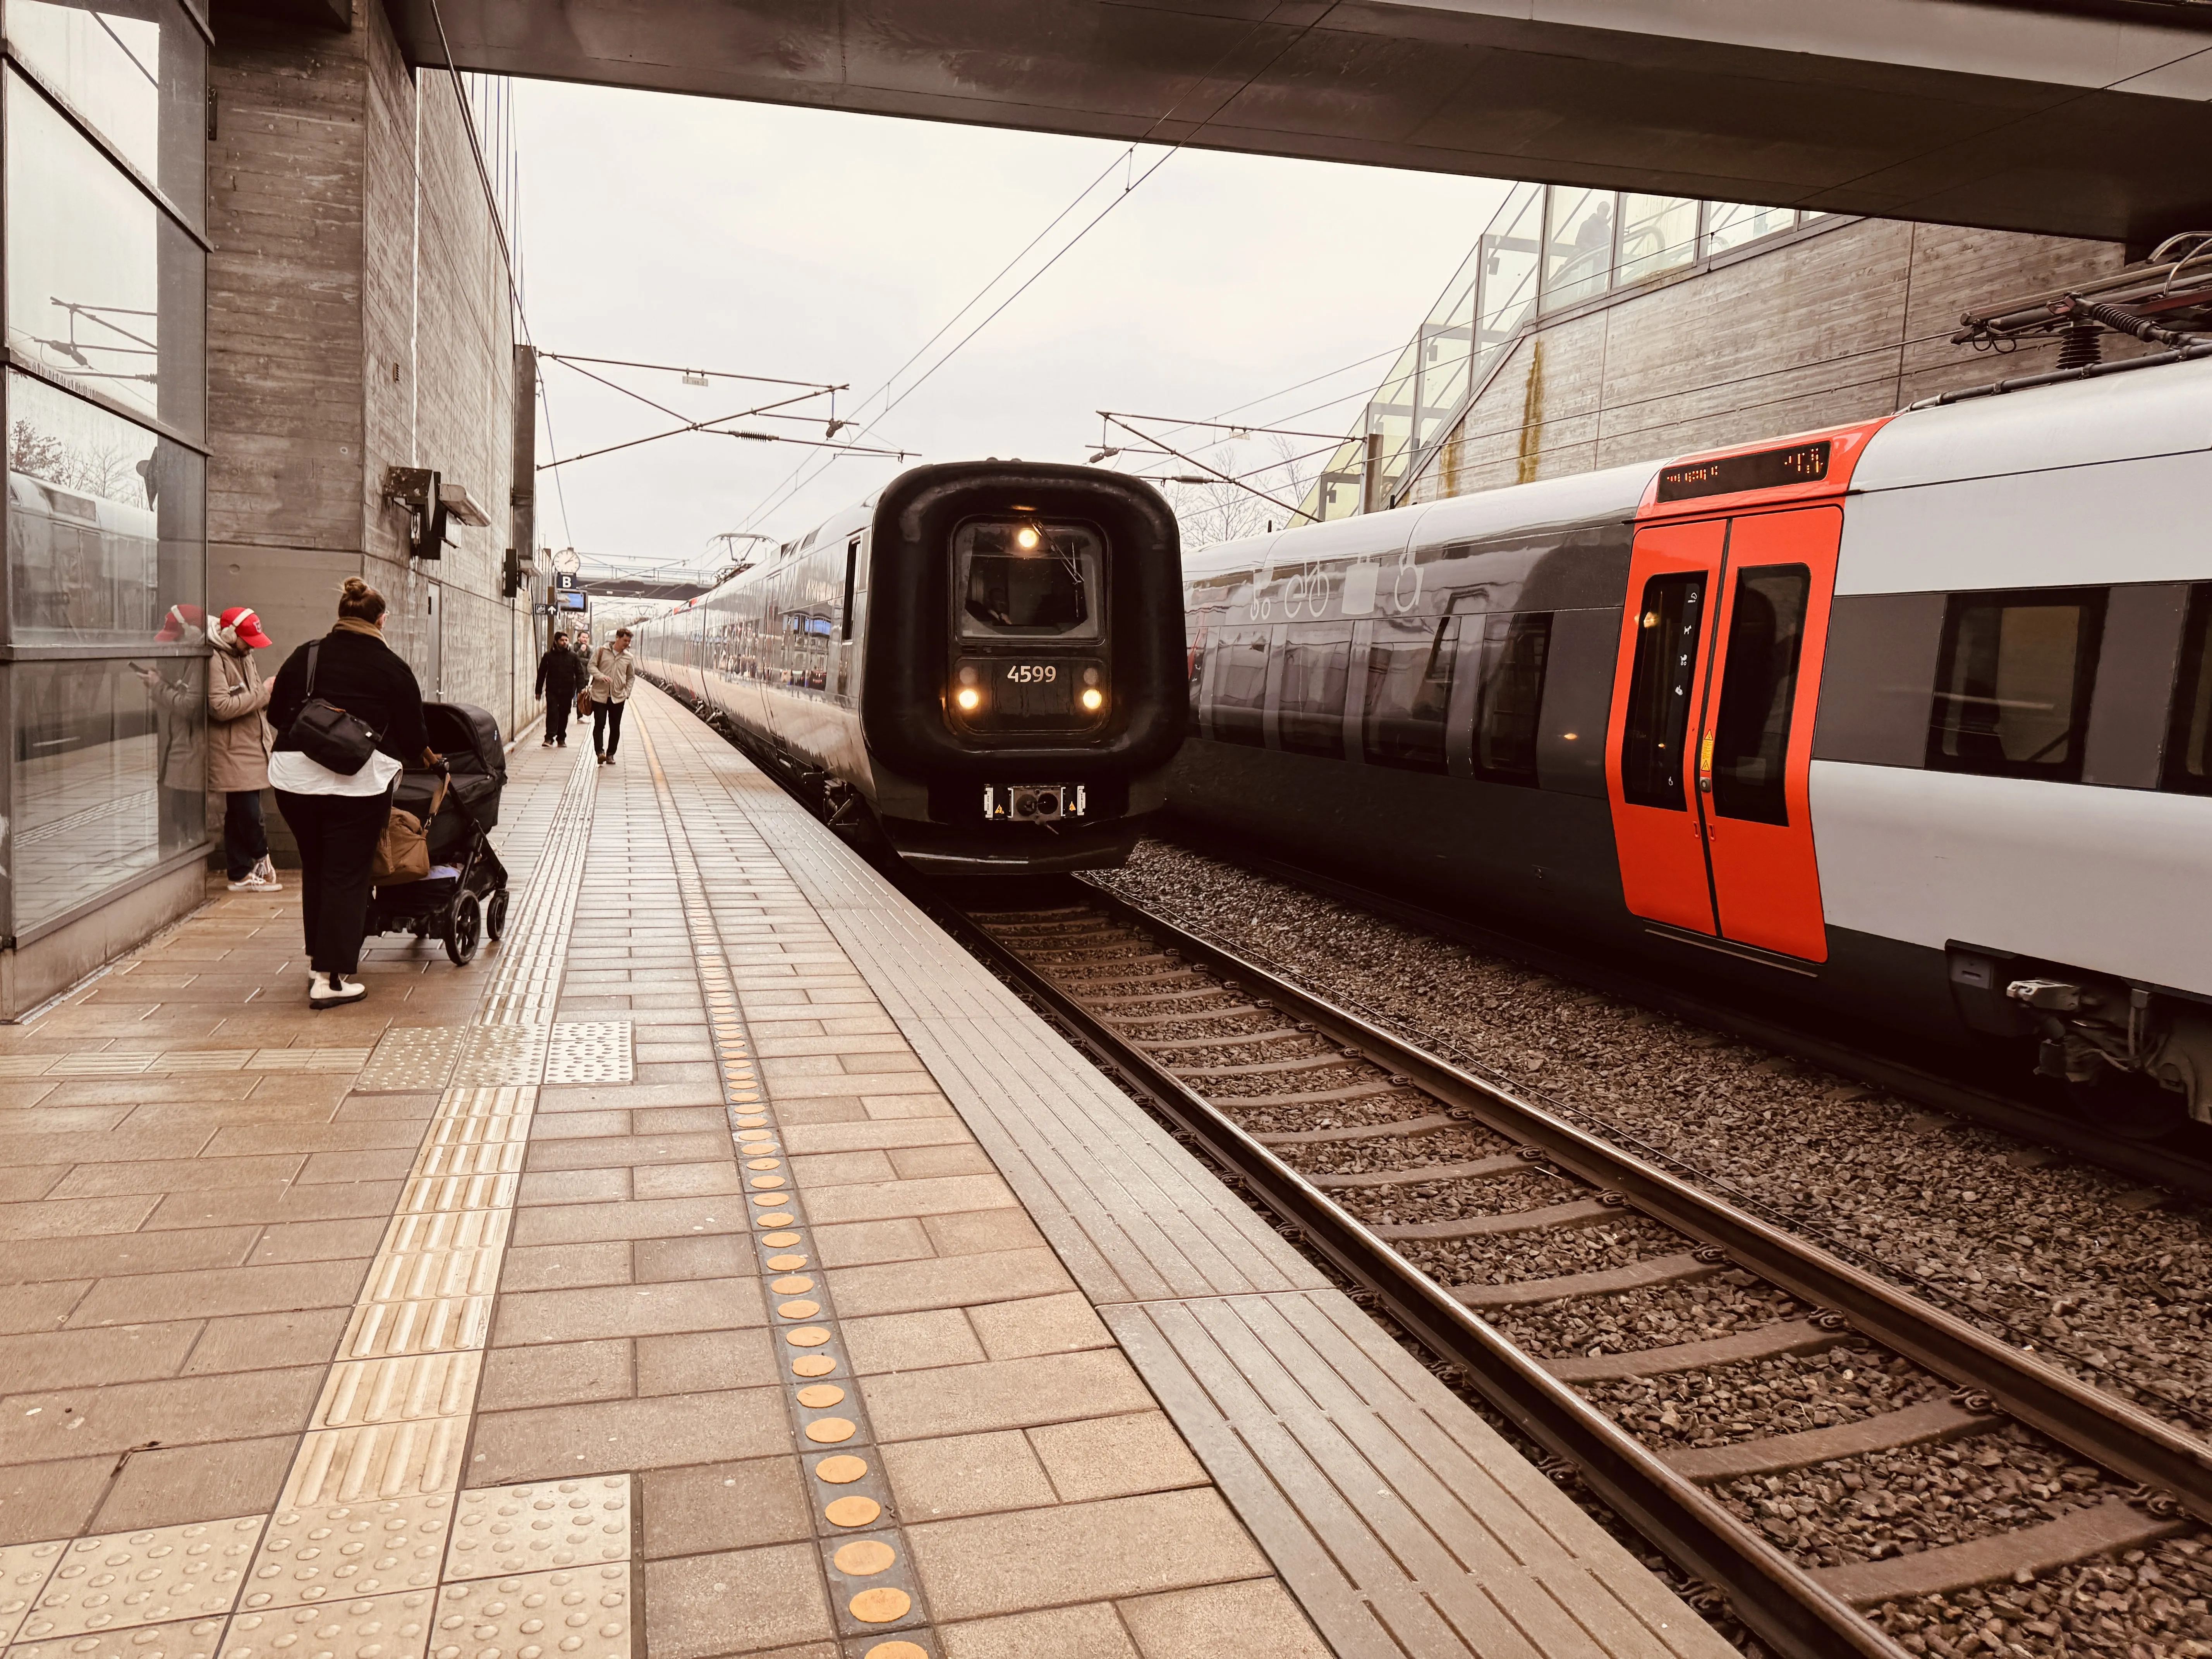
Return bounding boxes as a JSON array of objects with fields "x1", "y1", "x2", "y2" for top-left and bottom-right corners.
[
  {"x1": 1162, "y1": 435, "x2": 1323, "y2": 553},
  {"x1": 9, "y1": 419, "x2": 66, "y2": 483}
]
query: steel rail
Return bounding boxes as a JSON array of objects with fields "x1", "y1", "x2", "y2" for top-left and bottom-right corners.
[
  {"x1": 1069, "y1": 884, "x2": 2212, "y2": 1519},
  {"x1": 918, "y1": 890, "x2": 1906, "y2": 1659}
]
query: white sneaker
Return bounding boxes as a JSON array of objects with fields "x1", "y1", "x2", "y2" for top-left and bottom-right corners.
[
  {"x1": 308, "y1": 972, "x2": 367, "y2": 1008},
  {"x1": 252, "y1": 855, "x2": 282, "y2": 889},
  {"x1": 228, "y1": 872, "x2": 279, "y2": 892}
]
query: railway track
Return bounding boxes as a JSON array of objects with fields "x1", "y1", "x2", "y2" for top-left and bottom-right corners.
[{"x1": 928, "y1": 881, "x2": 2212, "y2": 1659}]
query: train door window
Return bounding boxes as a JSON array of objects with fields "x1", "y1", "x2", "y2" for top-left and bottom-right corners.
[
  {"x1": 1278, "y1": 623, "x2": 1352, "y2": 758},
  {"x1": 2164, "y1": 584, "x2": 2212, "y2": 794},
  {"x1": 841, "y1": 538, "x2": 860, "y2": 641},
  {"x1": 1708, "y1": 564, "x2": 1810, "y2": 825},
  {"x1": 1927, "y1": 588, "x2": 2105, "y2": 781},
  {"x1": 1208, "y1": 628, "x2": 1269, "y2": 745},
  {"x1": 1472, "y1": 611, "x2": 1551, "y2": 784},
  {"x1": 1620, "y1": 572, "x2": 1706, "y2": 809},
  {"x1": 1362, "y1": 610, "x2": 1460, "y2": 773}
]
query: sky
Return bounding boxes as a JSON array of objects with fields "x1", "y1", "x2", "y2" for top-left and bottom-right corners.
[{"x1": 512, "y1": 81, "x2": 1510, "y2": 573}]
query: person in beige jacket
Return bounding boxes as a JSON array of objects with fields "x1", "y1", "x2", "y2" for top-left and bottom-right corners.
[
  {"x1": 208, "y1": 606, "x2": 280, "y2": 891},
  {"x1": 589, "y1": 628, "x2": 636, "y2": 765}
]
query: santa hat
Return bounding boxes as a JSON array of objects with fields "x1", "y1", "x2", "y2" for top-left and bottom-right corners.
[
  {"x1": 217, "y1": 606, "x2": 272, "y2": 648},
  {"x1": 153, "y1": 603, "x2": 205, "y2": 642}
]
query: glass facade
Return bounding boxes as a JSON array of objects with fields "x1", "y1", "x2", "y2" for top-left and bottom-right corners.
[
  {"x1": 2, "y1": 0, "x2": 207, "y2": 941},
  {"x1": 1304, "y1": 185, "x2": 1833, "y2": 522}
]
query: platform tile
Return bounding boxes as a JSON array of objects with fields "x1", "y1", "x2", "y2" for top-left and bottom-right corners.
[
  {"x1": 429, "y1": 1565, "x2": 629, "y2": 1659},
  {"x1": 218, "y1": 1589, "x2": 435, "y2": 1659},
  {"x1": 21, "y1": 1518, "x2": 263, "y2": 1640},
  {"x1": 443, "y1": 1479, "x2": 630, "y2": 1582}
]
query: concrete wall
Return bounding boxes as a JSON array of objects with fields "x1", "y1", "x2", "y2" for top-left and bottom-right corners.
[
  {"x1": 208, "y1": 0, "x2": 541, "y2": 740},
  {"x1": 1403, "y1": 219, "x2": 2135, "y2": 505}
]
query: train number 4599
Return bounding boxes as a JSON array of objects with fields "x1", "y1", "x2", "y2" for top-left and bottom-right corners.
[{"x1": 1005, "y1": 664, "x2": 1058, "y2": 684}]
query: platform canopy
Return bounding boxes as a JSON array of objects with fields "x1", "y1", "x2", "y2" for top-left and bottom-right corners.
[{"x1": 369, "y1": 0, "x2": 2212, "y2": 244}]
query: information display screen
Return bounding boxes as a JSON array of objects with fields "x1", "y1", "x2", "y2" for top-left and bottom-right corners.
[{"x1": 1657, "y1": 440, "x2": 1831, "y2": 502}]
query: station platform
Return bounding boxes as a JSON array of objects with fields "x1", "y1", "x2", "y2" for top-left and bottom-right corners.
[{"x1": 0, "y1": 686, "x2": 1735, "y2": 1659}]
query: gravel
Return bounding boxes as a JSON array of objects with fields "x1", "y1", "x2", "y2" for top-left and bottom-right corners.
[
  {"x1": 1872, "y1": 1537, "x2": 2212, "y2": 1659},
  {"x1": 1712, "y1": 1424, "x2": 2141, "y2": 1566},
  {"x1": 1492, "y1": 1274, "x2": 1810, "y2": 1359},
  {"x1": 1091, "y1": 839, "x2": 2212, "y2": 1427},
  {"x1": 1401, "y1": 1214, "x2": 1684, "y2": 1288}
]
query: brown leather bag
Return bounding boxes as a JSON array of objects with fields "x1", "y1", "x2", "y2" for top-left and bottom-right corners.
[
  {"x1": 575, "y1": 688, "x2": 592, "y2": 718},
  {"x1": 372, "y1": 775, "x2": 447, "y2": 886}
]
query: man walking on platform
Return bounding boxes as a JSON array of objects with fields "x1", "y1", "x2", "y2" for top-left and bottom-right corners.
[
  {"x1": 536, "y1": 630, "x2": 584, "y2": 747},
  {"x1": 589, "y1": 629, "x2": 635, "y2": 765}
]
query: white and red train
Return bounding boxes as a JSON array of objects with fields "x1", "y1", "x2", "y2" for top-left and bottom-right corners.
[{"x1": 1171, "y1": 356, "x2": 2212, "y2": 1133}]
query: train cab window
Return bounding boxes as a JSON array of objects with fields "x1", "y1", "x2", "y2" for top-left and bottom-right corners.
[
  {"x1": 2165, "y1": 584, "x2": 2212, "y2": 794},
  {"x1": 1207, "y1": 628, "x2": 1269, "y2": 745},
  {"x1": 1927, "y1": 588, "x2": 2104, "y2": 781},
  {"x1": 1278, "y1": 623, "x2": 1352, "y2": 758},
  {"x1": 1363, "y1": 612, "x2": 1459, "y2": 773},
  {"x1": 956, "y1": 520, "x2": 1103, "y2": 642},
  {"x1": 1709, "y1": 564, "x2": 1810, "y2": 825},
  {"x1": 1472, "y1": 611, "x2": 1551, "y2": 785},
  {"x1": 1621, "y1": 573, "x2": 1705, "y2": 809}
]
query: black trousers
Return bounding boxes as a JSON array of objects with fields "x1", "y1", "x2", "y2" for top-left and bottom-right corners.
[
  {"x1": 223, "y1": 790, "x2": 268, "y2": 879},
  {"x1": 276, "y1": 789, "x2": 389, "y2": 974},
  {"x1": 546, "y1": 693, "x2": 572, "y2": 744},
  {"x1": 593, "y1": 700, "x2": 626, "y2": 757}
]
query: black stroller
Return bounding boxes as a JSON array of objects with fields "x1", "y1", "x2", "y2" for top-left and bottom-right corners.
[{"x1": 366, "y1": 702, "x2": 512, "y2": 965}]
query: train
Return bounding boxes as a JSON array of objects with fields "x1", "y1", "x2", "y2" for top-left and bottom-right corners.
[
  {"x1": 1169, "y1": 354, "x2": 2212, "y2": 1138},
  {"x1": 635, "y1": 461, "x2": 1187, "y2": 872}
]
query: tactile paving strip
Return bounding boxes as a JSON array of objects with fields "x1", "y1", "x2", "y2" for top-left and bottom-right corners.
[
  {"x1": 430, "y1": 1566, "x2": 630, "y2": 1659},
  {"x1": 444, "y1": 1479, "x2": 631, "y2": 1582},
  {"x1": 239, "y1": 1496, "x2": 453, "y2": 1609},
  {"x1": 541, "y1": 1022, "x2": 632, "y2": 1085},
  {"x1": 0, "y1": 1540, "x2": 66, "y2": 1643},
  {"x1": 639, "y1": 725, "x2": 939, "y2": 1659},
  {"x1": 355, "y1": 1028, "x2": 468, "y2": 1093},
  {"x1": 219, "y1": 1589, "x2": 436, "y2": 1659},
  {"x1": 21, "y1": 1518, "x2": 264, "y2": 1640},
  {"x1": 10, "y1": 1613, "x2": 228, "y2": 1659},
  {"x1": 449, "y1": 1027, "x2": 550, "y2": 1088}
]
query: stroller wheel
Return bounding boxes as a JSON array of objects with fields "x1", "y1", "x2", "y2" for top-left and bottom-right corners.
[
  {"x1": 486, "y1": 889, "x2": 510, "y2": 942},
  {"x1": 445, "y1": 892, "x2": 483, "y2": 967}
]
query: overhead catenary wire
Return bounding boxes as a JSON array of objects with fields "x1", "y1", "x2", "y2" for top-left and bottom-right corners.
[{"x1": 737, "y1": 4, "x2": 1348, "y2": 534}]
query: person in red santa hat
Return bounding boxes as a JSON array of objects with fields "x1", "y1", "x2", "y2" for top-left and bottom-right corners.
[{"x1": 207, "y1": 605, "x2": 280, "y2": 891}]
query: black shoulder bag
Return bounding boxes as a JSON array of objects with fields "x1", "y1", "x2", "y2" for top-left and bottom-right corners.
[{"x1": 287, "y1": 641, "x2": 384, "y2": 775}]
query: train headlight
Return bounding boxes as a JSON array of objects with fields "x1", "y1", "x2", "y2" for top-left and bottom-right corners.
[
  {"x1": 1014, "y1": 525, "x2": 1040, "y2": 551},
  {"x1": 1080, "y1": 687, "x2": 1104, "y2": 712},
  {"x1": 955, "y1": 686, "x2": 982, "y2": 711}
]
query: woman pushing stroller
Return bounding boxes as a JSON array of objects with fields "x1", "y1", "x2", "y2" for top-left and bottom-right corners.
[{"x1": 268, "y1": 578, "x2": 435, "y2": 1008}]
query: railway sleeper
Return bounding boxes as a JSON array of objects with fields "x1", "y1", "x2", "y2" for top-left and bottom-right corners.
[
  {"x1": 1372, "y1": 1194, "x2": 1617, "y2": 1239},
  {"x1": 1172, "y1": 1050, "x2": 1362, "y2": 1080},
  {"x1": 1108, "y1": 1003, "x2": 1267, "y2": 1026},
  {"x1": 1661, "y1": 1398, "x2": 1998, "y2": 1482},
  {"x1": 1136, "y1": 1027, "x2": 1304, "y2": 1053},
  {"x1": 1812, "y1": 1498, "x2": 2189, "y2": 1608},
  {"x1": 1226, "y1": 1079, "x2": 1411, "y2": 1108},
  {"x1": 1453, "y1": 1249, "x2": 1721, "y2": 1308},
  {"x1": 1310, "y1": 1152, "x2": 1527, "y2": 1188},
  {"x1": 1545, "y1": 1316, "x2": 1852, "y2": 1382},
  {"x1": 1252, "y1": 1112, "x2": 1459, "y2": 1145}
]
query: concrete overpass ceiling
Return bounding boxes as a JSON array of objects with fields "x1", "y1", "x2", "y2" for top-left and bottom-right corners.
[{"x1": 375, "y1": 0, "x2": 2212, "y2": 242}]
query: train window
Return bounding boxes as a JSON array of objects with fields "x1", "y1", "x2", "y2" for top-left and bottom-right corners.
[
  {"x1": 1927, "y1": 588, "x2": 2105, "y2": 781},
  {"x1": 1279, "y1": 623, "x2": 1352, "y2": 758},
  {"x1": 1709, "y1": 564, "x2": 1810, "y2": 826},
  {"x1": 956, "y1": 520, "x2": 1104, "y2": 641},
  {"x1": 1208, "y1": 628, "x2": 1268, "y2": 745},
  {"x1": 1472, "y1": 612, "x2": 1552, "y2": 785},
  {"x1": 2164, "y1": 585, "x2": 2212, "y2": 794},
  {"x1": 1620, "y1": 572, "x2": 1705, "y2": 810},
  {"x1": 1363, "y1": 613, "x2": 1459, "y2": 772}
]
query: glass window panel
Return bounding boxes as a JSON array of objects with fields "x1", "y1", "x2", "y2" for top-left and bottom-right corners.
[
  {"x1": 6, "y1": 370, "x2": 204, "y2": 644},
  {"x1": 1278, "y1": 622, "x2": 1352, "y2": 758},
  {"x1": 1621, "y1": 572, "x2": 1706, "y2": 809},
  {"x1": 7, "y1": 70, "x2": 205, "y2": 436},
  {"x1": 1928, "y1": 589, "x2": 2104, "y2": 780},
  {"x1": 1473, "y1": 611, "x2": 1552, "y2": 785},
  {"x1": 1710, "y1": 565, "x2": 1810, "y2": 825},
  {"x1": 1542, "y1": 187, "x2": 1615, "y2": 313},
  {"x1": 1617, "y1": 195, "x2": 1699, "y2": 287},
  {"x1": 5, "y1": 0, "x2": 204, "y2": 217},
  {"x1": 12, "y1": 655, "x2": 205, "y2": 933},
  {"x1": 1479, "y1": 184, "x2": 1542, "y2": 345},
  {"x1": 1204, "y1": 626, "x2": 1268, "y2": 745},
  {"x1": 2164, "y1": 586, "x2": 2211, "y2": 794},
  {"x1": 1704, "y1": 202, "x2": 1798, "y2": 258},
  {"x1": 1361, "y1": 612, "x2": 1458, "y2": 772}
]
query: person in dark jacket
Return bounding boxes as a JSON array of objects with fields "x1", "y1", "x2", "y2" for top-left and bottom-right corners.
[
  {"x1": 268, "y1": 577, "x2": 432, "y2": 1007},
  {"x1": 535, "y1": 632, "x2": 584, "y2": 747}
]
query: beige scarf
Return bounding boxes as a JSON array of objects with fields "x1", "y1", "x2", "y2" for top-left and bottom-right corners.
[{"x1": 332, "y1": 618, "x2": 385, "y2": 642}]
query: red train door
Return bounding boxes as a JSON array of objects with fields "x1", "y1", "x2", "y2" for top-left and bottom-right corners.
[{"x1": 1605, "y1": 506, "x2": 1843, "y2": 962}]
